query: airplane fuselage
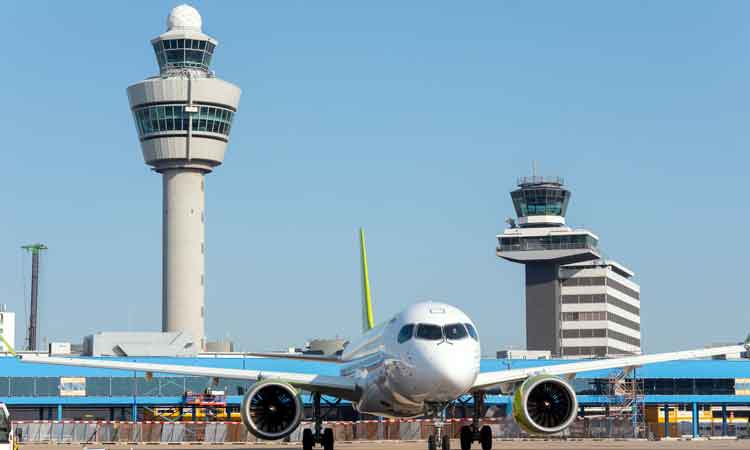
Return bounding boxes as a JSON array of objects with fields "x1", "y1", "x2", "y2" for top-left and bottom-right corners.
[{"x1": 340, "y1": 302, "x2": 481, "y2": 418}]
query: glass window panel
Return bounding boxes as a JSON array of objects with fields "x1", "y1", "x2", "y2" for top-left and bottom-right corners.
[
  {"x1": 185, "y1": 377, "x2": 212, "y2": 393},
  {"x1": 159, "y1": 119, "x2": 167, "y2": 131},
  {"x1": 0, "y1": 378, "x2": 10, "y2": 397},
  {"x1": 199, "y1": 40, "x2": 206, "y2": 50},
  {"x1": 86, "y1": 378, "x2": 110, "y2": 397},
  {"x1": 35, "y1": 378, "x2": 59, "y2": 396},
  {"x1": 159, "y1": 378, "x2": 186, "y2": 397},
  {"x1": 397, "y1": 324, "x2": 414, "y2": 344},
  {"x1": 444, "y1": 323, "x2": 468, "y2": 340},
  {"x1": 416, "y1": 324, "x2": 443, "y2": 341},
  {"x1": 178, "y1": 39, "x2": 185, "y2": 49},
  {"x1": 464, "y1": 323, "x2": 478, "y2": 340},
  {"x1": 136, "y1": 378, "x2": 159, "y2": 396},
  {"x1": 166, "y1": 50, "x2": 182, "y2": 63},
  {"x1": 198, "y1": 119, "x2": 207, "y2": 131},
  {"x1": 204, "y1": 53, "x2": 213, "y2": 66},
  {"x1": 192, "y1": 40, "x2": 200, "y2": 49},
  {"x1": 186, "y1": 50, "x2": 203, "y2": 64},
  {"x1": 10, "y1": 378, "x2": 35, "y2": 396}
]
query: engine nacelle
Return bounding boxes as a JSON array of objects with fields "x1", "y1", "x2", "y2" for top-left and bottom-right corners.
[
  {"x1": 512, "y1": 375, "x2": 578, "y2": 434},
  {"x1": 240, "y1": 381, "x2": 303, "y2": 440}
]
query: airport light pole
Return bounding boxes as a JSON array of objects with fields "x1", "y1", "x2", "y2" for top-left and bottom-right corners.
[{"x1": 21, "y1": 243, "x2": 47, "y2": 351}]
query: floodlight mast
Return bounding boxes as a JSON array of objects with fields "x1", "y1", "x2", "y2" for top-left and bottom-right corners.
[
  {"x1": 21, "y1": 243, "x2": 47, "y2": 351},
  {"x1": 127, "y1": 5, "x2": 241, "y2": 350}
]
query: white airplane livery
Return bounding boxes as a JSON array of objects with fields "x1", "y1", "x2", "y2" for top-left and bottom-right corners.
[{"x1": 19, "y1": 229, "x2": 750, "y2": 450}]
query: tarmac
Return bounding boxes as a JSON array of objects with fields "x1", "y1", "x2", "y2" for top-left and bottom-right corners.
[{"x1": 17, "y1": 440, "x2": 750, "y2": 450}]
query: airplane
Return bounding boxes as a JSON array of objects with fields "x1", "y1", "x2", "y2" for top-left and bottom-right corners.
[{"x1": 18, "y1": 228, "x2": 750, "y2": 450}]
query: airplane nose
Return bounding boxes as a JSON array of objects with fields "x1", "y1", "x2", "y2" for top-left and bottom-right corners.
[{"x1": 424, "y1": 343, "x2": 478, "y2": 398}]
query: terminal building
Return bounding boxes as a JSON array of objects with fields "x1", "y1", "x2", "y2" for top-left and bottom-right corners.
[
  {"x1": 497, "y1": 176, "x2": 641, "y2": 358},
  {"x1": 0, "y1": 354, "x2": 748, "y2": 439}
]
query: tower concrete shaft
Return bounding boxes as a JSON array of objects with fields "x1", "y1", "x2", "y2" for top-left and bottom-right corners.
[
  {"x1": 128, "y1": 5, "x2": 241, "y2": 349},
  {"x1": 162, "y1": 169, "x2": 205, "y2": 347}
]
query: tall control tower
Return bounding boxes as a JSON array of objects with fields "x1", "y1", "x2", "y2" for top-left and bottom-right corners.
[
  {"x1": 128, "y1": 5, "x2": 241, "y2": 349},
  {"x1": 497, "y1": 176, "x2": 641, "y2": 358}
]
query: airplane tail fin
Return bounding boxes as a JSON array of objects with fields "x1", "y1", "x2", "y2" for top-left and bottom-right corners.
[
  {"x1": 0, "y1": 334, "x2": 16, "y2": 356},
  {"x1": 359, "y1": 228, "x2": 375, "y2": 333}
]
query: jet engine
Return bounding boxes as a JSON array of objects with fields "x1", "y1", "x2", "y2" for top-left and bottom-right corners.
[
  {"x1": 240, "y1": 381, "x2": 303, "y2": 440},
  {"x1": 512, "y1": 375, "x2": 578, "y2": 434}
]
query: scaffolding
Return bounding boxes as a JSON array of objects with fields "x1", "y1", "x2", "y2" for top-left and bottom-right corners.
[{"x1": 607, "y1": 367, "x2": 646, "y2": 438}]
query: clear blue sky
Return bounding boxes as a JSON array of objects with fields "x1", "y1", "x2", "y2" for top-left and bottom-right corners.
[{"x1": 1, "y1": 2, "x2": 748, "y2": 354}]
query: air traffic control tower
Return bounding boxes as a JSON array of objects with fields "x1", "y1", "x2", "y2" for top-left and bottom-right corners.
[
  {"x1": 497, "y1": 176, "x2": 600, "y2": 356},
  {"x1": 497, "y1": 176, "x2": 642, "y2": 358},
  {"x1": 127, "y1": 5, "x2": 241, "y2": 349}
]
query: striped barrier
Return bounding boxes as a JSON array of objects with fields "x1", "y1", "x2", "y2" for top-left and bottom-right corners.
[{"x1": 11, "y1": 417, "x2": 663, "y2": 443}]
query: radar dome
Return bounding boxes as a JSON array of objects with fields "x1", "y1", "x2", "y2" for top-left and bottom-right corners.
[{"x1": 167, "y1": 4, "x2": 202, "y2": 31}]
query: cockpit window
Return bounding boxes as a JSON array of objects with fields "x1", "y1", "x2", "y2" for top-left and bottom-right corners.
[
  {"x1": 397, "y1": 324, "x2": 415, "y2": 343},
  {"x1": 444, "y1": 323, "x2": 468, "y2": 340},
  {"x1": 416, "y1": 324, "x2": 443, "y2": 340},
  {"x1": 464, "y1": 323, "x2": 478, "y2": 341}
]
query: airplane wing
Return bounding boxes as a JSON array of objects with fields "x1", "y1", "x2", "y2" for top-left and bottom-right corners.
[
  {"x1": 19, "y1": 355, "x2": 360, "y2": 401},
  {"x1": 472, "y1": 342, "x2": 749, "y2": 391},
  {"x1": 245, "y1": 352, "x2": 342, "y2": 363}
]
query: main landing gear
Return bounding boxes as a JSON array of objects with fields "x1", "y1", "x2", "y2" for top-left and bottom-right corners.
[
  {"x1": 302, "y1": 392, "x2": 335, "y2": 450},
  {"x1": 458, "y1": 392, "x2": 492, "y2": 450}
]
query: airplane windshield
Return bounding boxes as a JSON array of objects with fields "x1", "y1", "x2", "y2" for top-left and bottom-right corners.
[
  {"x1": 416, "y1": 324, "x2": 443, "y2": 341},
  {"x1": 444, "y1": 323, "x2": 468, "y2": 340},
  {"x1": 397, "y1": 324, "x2": 414, "y2": 343},
  {"x1": 464, "y1": 323, "x2": 478, "y2": 341}
]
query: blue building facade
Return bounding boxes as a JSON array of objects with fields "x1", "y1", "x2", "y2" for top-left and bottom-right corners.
[{"x1": 2, "y1": 355, "x2": 748, "y2": 437}]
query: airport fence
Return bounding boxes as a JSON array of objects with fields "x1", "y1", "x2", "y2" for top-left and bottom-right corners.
[{"x1": 12, "y1": 417, "x2": 678, "y2": 443}]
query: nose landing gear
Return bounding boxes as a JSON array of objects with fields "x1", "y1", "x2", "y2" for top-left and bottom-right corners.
[
  {"x1": 302, "y1": 392, "x2": 335, "y2": 450},
  {"x1": 458, "y1": 391, "x2": 493, "y2": 450},
  {"x1": 425, "y1": 403, "x2": 451, "y2": 450}
]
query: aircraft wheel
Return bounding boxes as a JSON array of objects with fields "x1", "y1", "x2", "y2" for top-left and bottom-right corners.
[
  {"x1": 442, "y1": 434, "x2": 451, "y2": 450},
  {"x1": 479, "y1": 425, "x2": 492, "y2": 450},
  {"x1": 322, "y1": 427, "x2": 334, "y2": 450},
  {"x1": 427, "y1": 435, "x2": 436, "y2": 450},
  {"x1": 302, "y1": 429, "x2": 314, "y2": 450},
  {"x1": 459, "y1": 425, "x2": 472, "y2": 450}
]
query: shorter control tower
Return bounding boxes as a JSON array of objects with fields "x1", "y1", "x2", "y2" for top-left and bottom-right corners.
[
  {"x1": 497, "y1": 175, "x2": 641, "y2": 358},
  {"x1": 127, "y1": 5, "x2": 241, "y2": 349}
]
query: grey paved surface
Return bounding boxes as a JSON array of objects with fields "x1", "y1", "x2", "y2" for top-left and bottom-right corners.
[{"x1": 17, "y1": 440, "x2": 750, "y2": 450}]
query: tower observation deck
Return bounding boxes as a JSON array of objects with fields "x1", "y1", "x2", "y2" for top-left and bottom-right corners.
[{"x1": 127, "y1": 5, "x2": 241, "y2": 349}]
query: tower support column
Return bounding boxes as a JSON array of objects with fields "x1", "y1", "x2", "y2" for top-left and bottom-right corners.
[
  {"x1": 525, "y1": 263, "x2": 561, "y2": 354},
  {"x1": 162, "y1": 168, "x2": 206, "y2": 349}
]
